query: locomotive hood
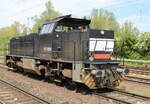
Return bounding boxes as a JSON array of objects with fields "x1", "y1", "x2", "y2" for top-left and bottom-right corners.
[{"x1": 89, "y1": 29, "x2": 114, "y2": 39}]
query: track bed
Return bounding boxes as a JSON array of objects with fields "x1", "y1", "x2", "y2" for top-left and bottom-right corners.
[
  {"x1": 94, "y1": 88, "x2": 150, "y2": 104},
  {"x1": 0, "y1": 79, "x2": 50, "y2": 104}
]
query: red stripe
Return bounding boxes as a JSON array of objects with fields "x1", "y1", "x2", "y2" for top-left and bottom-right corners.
[{"x1": 94, "y1": 54, "x2": 112, "y2": 59}]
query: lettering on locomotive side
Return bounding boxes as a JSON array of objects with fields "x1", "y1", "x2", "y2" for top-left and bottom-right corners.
[{"x1": 43, "y1": 47, "x2": 52, "y2": 52}]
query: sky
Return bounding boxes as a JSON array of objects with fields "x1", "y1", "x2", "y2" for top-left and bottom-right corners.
[{"x1": 0, "y1": 0, "x2": 150, "y2": 32}]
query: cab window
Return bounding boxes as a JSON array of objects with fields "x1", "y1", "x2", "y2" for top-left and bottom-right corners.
[
  {"x1": 40, "y1": 23, "x2": 55, "y2": 34},
  {"x1": 55, "y1": 25, "x2": 88, "y2": 32}
]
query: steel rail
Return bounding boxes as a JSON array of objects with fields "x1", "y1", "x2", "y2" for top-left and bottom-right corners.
[
  {"x1": 0, "y1": 78, "x2": 51, "y2": 104},
  {"x1": 125, "y1": 76, "x2": 150, "y2": 85},
  {"x1": 125, "y1": 79, "x2": 150, "y2": 85},
  {"x1": 120, "y1": 66, "x2": 150, "y2": 72},
  {"x1": 126, "y1": 76, "x2": 150, "y2": 81},
  {"x1": 112, "y1": 88, "x2": 150, "y2": 100},
  {"x1": 92, "y1": 88, "x2": 150, "y2": 104},
  {"x1": 94, "y1": 92, "x2": 132, "y2": 104}
]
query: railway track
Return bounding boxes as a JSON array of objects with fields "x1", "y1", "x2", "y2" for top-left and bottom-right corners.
[
  {"x1": 0, "y1": 63, "x2": 51, "y2": 104},
  {"x1": 93, "y1": 88, "x2": 150, "y2": 104},
  {"x1": 129, "y1": 69, "x2": 150, "y2": 76},
  {"x1": 125, "y1": 76, "x2": 150, "y2": 85},
  {"x1": 120, "y1": 65, "x2": 150, "y2": 75},
  {"x1": 0, "y1": 62, "x2": 51, "y2": 104},
  {"x1": 0, "y1": 63, "x2": 150, "y2": 104},
  {"x1": 120, "y1": 65, "x2": 150, "y2": 72},
  {"x1": 0, "y1": 79, "x2": 51, "y2": 104}
]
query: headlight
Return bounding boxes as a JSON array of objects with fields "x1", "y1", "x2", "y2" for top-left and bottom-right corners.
[
  {"x1": 91, "y1": 70, "x2": 105, "y2": 78},
  {"x1": 117, "y1": 68, "x2": 129, "y2": 75},
  {"x1": 100, "y1": 30, "x2": 105, "y2": 34}
]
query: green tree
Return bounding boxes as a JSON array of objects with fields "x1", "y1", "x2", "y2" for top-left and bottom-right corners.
[
  {"x1": 119, "y1": 21, "x2": 139, "y2": 58},
  {"x1": 0, "y1": 21, "x2": 26, "y2": 53},
  {"x1": 90, "y1": 9, "x2": 120, "y2": 32},
  {"x1": 89, "y1": 9, "x2": 141, "y2": 59},
  {"x1": 0, "y1": 21, "x2": 27, "y2": 37},
  {"x1": 31, "y1": 1, "x2": 61, "y2": 33},
  {"x1": 134, "y1": 32, "x2": 150, "y2": 59}
]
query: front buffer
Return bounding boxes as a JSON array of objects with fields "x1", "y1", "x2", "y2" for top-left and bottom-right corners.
[{"x1": 81, "y1": 64, "x2": 129, "y2": 89}]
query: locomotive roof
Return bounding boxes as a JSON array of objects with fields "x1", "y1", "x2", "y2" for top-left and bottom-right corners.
[
  {"x1": 11, "y1": 33, "x2": 37, "y2": 40},
  {"x1": 43, "y1": 15, "x2": 91, "y2": 26}
]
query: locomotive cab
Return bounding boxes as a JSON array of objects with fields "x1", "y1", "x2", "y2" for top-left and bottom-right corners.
[
  {"x1": 39, "y1": 15, "x2": 90, "y2": 34},
  {"x1": 38, "y1": 15, "x2": 115, "y2": 61}
]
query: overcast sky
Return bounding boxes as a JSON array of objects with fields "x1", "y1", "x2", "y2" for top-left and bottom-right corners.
[{"x1": 0, "y1": 0, "x2": 150, "y2": 32}]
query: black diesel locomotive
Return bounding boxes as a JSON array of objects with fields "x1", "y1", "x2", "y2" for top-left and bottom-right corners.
[{"x1": 6, "y1": 15, "x2": 128, "y2": 89}]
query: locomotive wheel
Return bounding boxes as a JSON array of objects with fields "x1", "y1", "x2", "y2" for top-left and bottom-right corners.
[
  {"x1": 45, "y1": 76, "x2": 55, "y2": 83},
  {"x1": 17, "y1": 67, "x2": 24, "y2": 72},
  {"x1": 40, "y1": 69, "x2": 45, "y2": 78},
  {"x1": 6, "y1": 62, "x2": 12, "y2": 71},
  {"x1": 6, "y1": 62, "x2": 18, "y2": 72},
  {"x1": 75, "y1": 83, "x2": 90, "y2": 95},
  {"x1": 63, "y1": 79, "x2": 77, "y2": 91},
  {"x1": 38, "y1": 65, "x2": 46, "y2": 78}
]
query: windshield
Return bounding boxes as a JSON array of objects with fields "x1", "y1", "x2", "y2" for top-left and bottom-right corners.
[
  {"x1": 89, "y1": 38, "x2": 114, "y2": 52},
  {"x1": 40, "y1": 23, "x2": 55, "y2": 34}
]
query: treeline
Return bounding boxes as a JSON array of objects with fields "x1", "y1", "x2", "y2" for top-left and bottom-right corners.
[
  {"x1": 0, "y1": 1, "x2": 149, "y2": 60},
  {"x1": 0, "y1": 22, "x2": 27, "y2": 53}
]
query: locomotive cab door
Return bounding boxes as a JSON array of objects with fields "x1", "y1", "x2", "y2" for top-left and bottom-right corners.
[
  {"x1": 38, "y1": 23, "x2": 56, "y2": 60},
  {"x1": 51, "y1": 32, "x2": 62, "y2": 59}
]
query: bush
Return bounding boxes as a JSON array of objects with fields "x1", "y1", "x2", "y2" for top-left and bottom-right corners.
[{"x1": 129, "y1": 52, "x2": 141, "y2": 59}]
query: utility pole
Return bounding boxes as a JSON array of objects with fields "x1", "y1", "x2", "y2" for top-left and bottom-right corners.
[{"x1": 122, "y1": 29, "x2": 126, "y2": 66}]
